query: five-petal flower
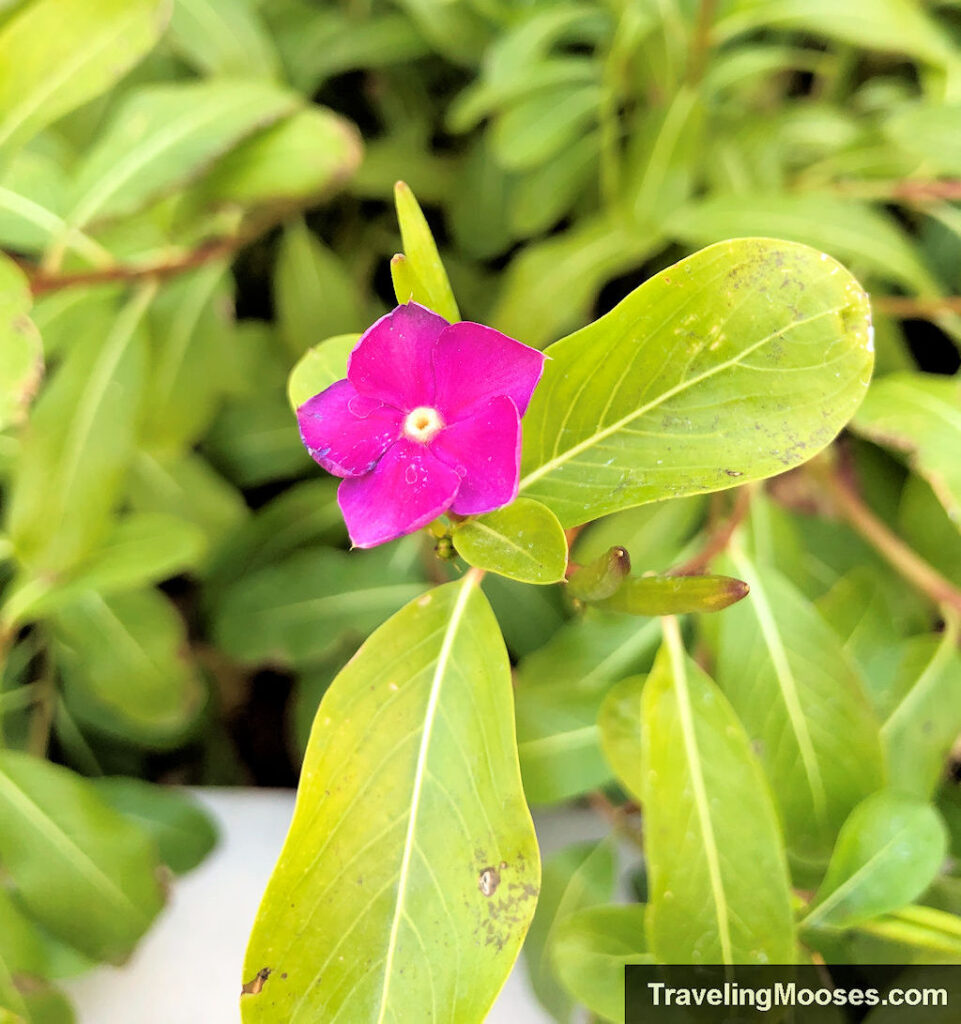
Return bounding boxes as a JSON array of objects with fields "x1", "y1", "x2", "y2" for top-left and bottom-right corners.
[{"x1": 297, "y1": 302, "x2": 545, "y2": 548}]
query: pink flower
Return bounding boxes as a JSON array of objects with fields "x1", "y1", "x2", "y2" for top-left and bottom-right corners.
[{"x1": 297, "y1": 303, "x2": 546, "y2": 548}]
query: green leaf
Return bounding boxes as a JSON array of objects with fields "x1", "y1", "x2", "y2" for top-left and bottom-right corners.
[
  {"x1": 241, "y1": 576, "x2": 538, "y2": 1022},
  {"x1": 596, "y1": 574, "x2": 749, "y2": 615},
  {"x1": 0, "y1": 253, "x2": 41, "y2": 431},
  {"x1": 641, "y1": 619, "x2": 796, "y2": 964},
  {"x1": 287, "y1": 333, "x2": 358, "y2": 410},
  {"x1": 519, "y1": 239, "x2": 873, "y2": 527},
  {"x1": 274, "y1": 220, "x2": 363, "y2": 356},
  {"x1": 453, "y1": 498, "x2": 568, "y2": 585},
  {"x1": 6, "y1": 284, "x2": 151, "y2": 574},
  {"x1": 851, "y1": 372, "x2": 961, "y2": 529},
  {"x1": 52, "y1": 588, "x2": 205, "y2": 748},
  {"x1": 394, "y1": 180, "x2": 459, "y2": 322},
  {"x1": 63, "y1": 78, "x2": 300, "y2": 230},
  {"x1": 881, "y1": 623, "x2": 961, "y2": 801},
  {"x1": 717, "y1": 545, "x2": 885, "y2": 868},
  {"x1": 551, "y1": 904, "x2": 653, "y2": 1023},
  {"x1": 886, "y1": 103, "x2": 961, "y2": 177},
  {"x1": 4, "y1": 512, "x2": 206, "y2": 624},
  {"x1": 213, "y1": 546, "x2": 427, "y2": 667},
  {"x1": 0, "y1": 751, "x2": 164, "y2": 963},
  {"x1": 481, "y1": 573, "x2": 566, "y2": 660},
  {"x1": 597, "y1": 674, "x2": 645, "y2": 799},
  {"x1": 93, "y1": 777, "x2": 217, "y2": 875},
  {"x1": 516, "y1": 615, "x2": 661, "y2": 805},
  {"x1": 0, "y1": 0, "x2": 168, "y2": 156},
  {"x1": 567, "y1": 546, "x2": 631, "y2": 601},
  {"x1": 141, "y1": 263, "x2": 234, "y2": 456},
  {"x1": 168, "y1": 0, "x2": 280, "y2": 80},
  {"x1": 805, "y1": 791, "x2": 948, "y2": 931},
  {"x1": 667, "y1": 195, "x2": 938, "y2": 296},
  {"x1": 523, "y1": 840, "x2": 616, "y2": 1024},
  {"x1": 192, "y1": 106, "x2": 361, "y2": 211}
]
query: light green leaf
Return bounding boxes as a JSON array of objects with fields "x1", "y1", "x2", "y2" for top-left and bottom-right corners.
[
  {"x1": 0, "y1": 253, "x2": 41, "y2": 431},
  {"x1": 805, "y1": 791, "x2": 948, "y2": 931},
  {"x1": 881, "y1": 622, "x2": 961, "y2": 801},
  {"x1": 93, "y1": 777, "x2": 217, "y2": 876},
  {"x1": 192, "y1": 106, "x2": 361, "y2": 211},
  {"x1": 596, "y1": 574, "x2": 749, "y2": 615},
  {"x1": 6, "y1": 284, "x2": 151, "y2": 574},
  {"x1": 0, "y1": 182, "x2": 110, "y2": 264},
  {"x1": 524, "y1": 840, "x2": 616, "y2": 1024},
  {"x1": 169, "y1": 0, "x2": 279, "y2": 80},
  {"x1": 453, "y1": 498, "x2": 568, "y2": 585},
  {"x1": 886, "y1": 103, "x2": 961, "y2": 177},
  {"x1": 0, "y1": 750, "x2": 164, "y2": 963},
  {"x1": 718, "y1": 545, "x2": 884, "y2": 868},
  {"x1": 275, "y1": 220, "x2": 363, "y2": 357},
  {"x1": 851, "y1": 372, "x2": 961, "y2": 529},
  {"x1": 519, "y1": 239, "x2": 873, "y2": 527},
  {"x1": 287, "y1": 333, "x2": 358, "y2": 411},
  {"x1": 641, "y1": 619, "x2": 796, "y2": 964},
  {"x1": 551, "y1": 904, "x2": 653, "y2": 1023},
  {"x1": 566, "y1": 545, "x2": 631, "y2": 601},
  {"x1": 0, "y1": 0, "x2": 169, "y2": 156},
  {"x1": 4, "y1": 512, "x2": 206, "y2": 624},
  {"x1": 516, "y1": 616, "x2": 661, "y2": 805},
  {"x1": 63, "y1": 78, "x2": 299, "y2": 230},
  {"x1": 394, "y1": 180, "x2": 459, "y2": 322},
  {"x1": 141, "y1": 263, "x2": 234, "y2": 456},
  {"x1": 52, "y1": 588, "x2": 205, "y2": 748},
  {"x1": 213, "y1": 546, "x2": 427, "y2": 667},
  {"x1": 667, "y1": 195, "x2": 938, "y2": 295},
  {"x1": 241, "y1": 576, "x2": 538, "y2": 1022},
  {"x1": 597, "y1": 674, "x2": 645, "y2": 799}
]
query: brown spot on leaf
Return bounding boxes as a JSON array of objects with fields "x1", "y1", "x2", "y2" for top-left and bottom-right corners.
[
  {"x1": 478, "y1": 866, "x2": 500, "y2": 897},
  {"x1": 242, "y1": 968, "x2": 271, "y2": 996}
]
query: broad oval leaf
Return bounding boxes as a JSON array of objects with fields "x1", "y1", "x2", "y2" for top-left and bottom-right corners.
[
  {"x1": 519, "y1": 238, "x2": 874, "y2": 527},
  {"x1": 0, "y1": 0, "x2": 168, "y2": 156},
  {"x1": 805, "y1": 791, "x2": 948, "y2": 931},
  {"x1": 551, "y1": 904, "x2": 653, "y2": 1023},
  {"x1": 287, "y1": 333, "x2": 359, "y2": 410},
  {"x1": 453, "y1": 498, "x2": 568, "y2": 585},
  {"x1": 641, "y1": 620, "x2": 796, "y2": 964},
  {"x1": 241, "y1": 576, "x2": 539, "y2": 1022},
  {"x1": 718, "y1": 545, "x2": 885, "y2": 870},
  {"x1": 0, "y1": 751, "x2": 164, "y2": 964},
  {"x1": 0, "y1": 253, "x2": 41, "y2": 431},
  {"x1": 850, "y1": 372, "x2": 961, "y2": 528}
]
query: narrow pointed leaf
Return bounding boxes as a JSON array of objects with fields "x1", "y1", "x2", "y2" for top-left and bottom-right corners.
[
  {"x1": 519, "y1": 238, "x2": 874, "y2": 527},
  {"x1": 598, "y1": 674, "x2": 645, "y2": 798},
  {"x1": 0, "y1": 254, "x2": 41, "y2": 431},
  {"x1": 805, "y1": 792, "x2": 947, "y2": 931},
  {"x1": 453, "y1": 498, "x2": 568, "y2": 585},
  {"x1": 596, "y1": 574, "x2": 748, "y2": 615},
  {"x1": 567, "y1": 546, "x2": 631, "y2": 601},
  {"x1": 394, "y1": 180, "x2": 459, "y2": 322},
  {"x1": 287, "y1": 333, "x2": 359, "y2": 410},
  {"x1": 241, "y1": 576, "x2": 539, "y2": 1022},
  {"x1": 641, "y1": 620, "x2": 796, "y2": 964}
]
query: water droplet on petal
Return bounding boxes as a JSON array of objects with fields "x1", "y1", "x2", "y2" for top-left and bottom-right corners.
[
  {"x1": 405, "y1": 464, "x2": 418, "y2": 485},
  {"x1": 454, "y1": 464, "x2": 467, "y2": 478}
]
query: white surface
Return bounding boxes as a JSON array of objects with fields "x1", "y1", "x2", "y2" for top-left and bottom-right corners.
[{"x1": 64, "y1": 788, "x2": 610, "y2": 1023}]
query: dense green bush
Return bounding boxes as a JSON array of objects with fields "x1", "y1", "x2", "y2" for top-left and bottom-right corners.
[{"x1": 2, "y1": 1, "x2": 961, "y2": 1022}]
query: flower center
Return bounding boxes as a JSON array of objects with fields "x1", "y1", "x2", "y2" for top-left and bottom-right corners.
[{"x1": 403, "y1": 405, "x2": 444, "y2": 444}]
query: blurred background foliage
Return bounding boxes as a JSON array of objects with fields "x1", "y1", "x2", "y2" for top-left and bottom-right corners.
[{"x1": 3, "y1": 0, "x2": 961, "y2": 1021}]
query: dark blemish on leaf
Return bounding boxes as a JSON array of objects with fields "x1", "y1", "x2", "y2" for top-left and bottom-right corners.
[
  {"x1": 500, "y1": 860, "x2": 507, "y2": 870},
  {"x1": 242, "y1": 968, "x2": 271, "y2": 996},
  {"x1": 724, "y1": 469, "x2": 743, "y2": 477},
  {"x1": 479, "y1": 866, "x2": 500, "y2": 897},
  {"x1": 281, "y1": 973, "x2": 288, "y2": 980}
]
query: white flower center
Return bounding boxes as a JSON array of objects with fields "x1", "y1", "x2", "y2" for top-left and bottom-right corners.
[{"x1": 403, "y1": 405, "x2": 444, "y2": 443}]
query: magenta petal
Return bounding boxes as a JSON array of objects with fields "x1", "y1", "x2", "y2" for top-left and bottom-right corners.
[
  {"x1": 431, "y1": 395, "x2": 520, "y2": 516},
  {"x1": 337, "y1": 438, "x2": 460, "y2": 547},
  {"x1": 297, "y1": 379, "x2": 402, "y2": 478},
  {"x1": 347, "y1": 302, "x2": 448, "y2": 409},
  {"x1": 432, "y1": 321, "x2": 546, "y2": 420}
]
